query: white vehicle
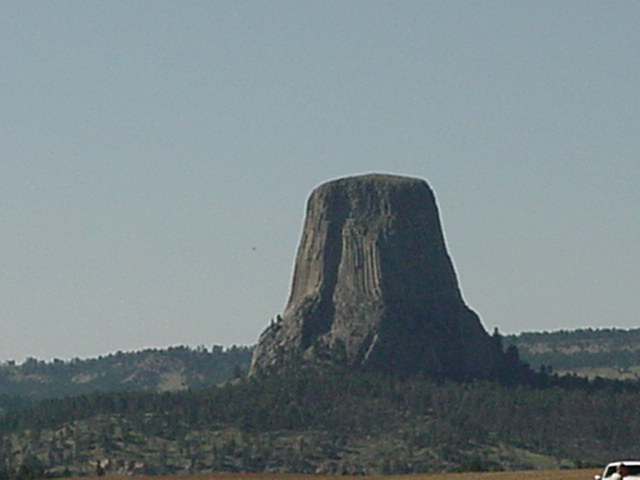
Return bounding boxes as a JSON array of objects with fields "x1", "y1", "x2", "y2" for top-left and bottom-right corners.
[{"x1": 595, "y1": 461, "x2": 640, "y2": 480}]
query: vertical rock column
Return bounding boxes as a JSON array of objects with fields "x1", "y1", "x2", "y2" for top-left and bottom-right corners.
[{"x1": 250, "y1": 174, "x2": 500, "y2": 378}]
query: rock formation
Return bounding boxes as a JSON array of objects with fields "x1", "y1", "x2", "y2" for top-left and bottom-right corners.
[{"x1": 250, "y1": 174, "x2": 501, "y2": 378}]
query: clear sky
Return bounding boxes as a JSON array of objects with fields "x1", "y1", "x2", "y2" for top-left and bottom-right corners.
[{"x1": 1, "y1": 2, "x2": 638, "y2": 363}]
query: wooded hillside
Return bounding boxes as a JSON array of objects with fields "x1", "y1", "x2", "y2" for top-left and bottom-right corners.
[
  {"x1": 0, "y1": 367, "x2": 636, "y2": 477},
  {"x1": 1, "y1": 329, "x2": 639, "y2": 478}
]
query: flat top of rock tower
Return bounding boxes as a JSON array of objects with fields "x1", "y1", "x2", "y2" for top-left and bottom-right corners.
[{"x1": 316, "y1": 173, "x2": 427, "y2": 191}]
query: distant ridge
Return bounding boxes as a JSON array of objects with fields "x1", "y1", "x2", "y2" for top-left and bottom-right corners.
[
  {"x1": 507, "y1": 327, "x2": 640, "y2": 380},
  {"x1": 0, "y1": 345, "x2": 252, "y2": 399},
  {"x1": 2, "y1": 327, "x2": 637, "y2": 403}
]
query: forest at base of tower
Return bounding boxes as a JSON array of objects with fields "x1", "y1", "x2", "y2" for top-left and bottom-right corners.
[{"x1": 1, "y1": 363, "x2": 639, "y2": 478}]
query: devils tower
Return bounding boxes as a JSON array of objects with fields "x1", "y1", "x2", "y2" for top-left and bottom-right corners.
[{"x1": 250, "y1": 174, "x2": 501, "y2": 378}]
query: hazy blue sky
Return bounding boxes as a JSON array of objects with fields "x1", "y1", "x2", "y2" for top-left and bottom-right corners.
[{"x1": 1, "y1": 2, "x2": 638, "y2": 362}]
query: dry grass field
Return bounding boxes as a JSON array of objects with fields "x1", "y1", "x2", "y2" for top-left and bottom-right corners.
[{"x1": 75, "y1": 469, "x2": 600, "y2": 480}]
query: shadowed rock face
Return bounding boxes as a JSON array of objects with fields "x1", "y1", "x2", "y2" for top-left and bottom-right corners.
[{"x1": 250, "y1": 174, "x2": 500, "y2": 377}]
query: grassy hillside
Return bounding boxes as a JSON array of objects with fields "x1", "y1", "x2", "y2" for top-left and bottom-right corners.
[
  {"x1": 506, "y1": 328, "x2": 640, "y2": 379},
  {"x1": 0, "y1": 345, "x2": 252, "y2": 399}
]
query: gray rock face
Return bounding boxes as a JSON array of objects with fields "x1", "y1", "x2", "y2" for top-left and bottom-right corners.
[{"x1": 250, "y1": 174, "x2": 500, "y2": 377}]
